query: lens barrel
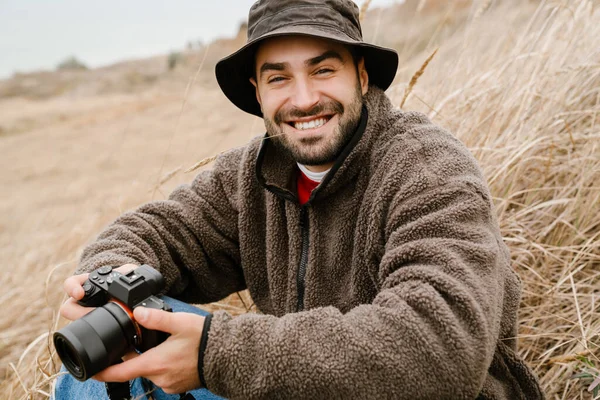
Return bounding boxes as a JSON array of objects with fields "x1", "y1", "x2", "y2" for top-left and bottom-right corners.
[{"x1": 53, "y1": 302, "x2": 137, "y2": 381}]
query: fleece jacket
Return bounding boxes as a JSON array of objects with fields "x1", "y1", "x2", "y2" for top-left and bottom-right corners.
[{"x1": 76, "y1": 86, "x2": 544, "y2": 399}]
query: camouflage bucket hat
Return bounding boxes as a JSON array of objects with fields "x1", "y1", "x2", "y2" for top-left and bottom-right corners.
[{"x1": 215, "y1": 0, "x2": 399, "y2": 117}]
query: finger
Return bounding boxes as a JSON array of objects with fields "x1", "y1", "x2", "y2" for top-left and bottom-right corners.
[
  {"x1": 115, "y1": 264, "x2": 138, "y2": 274},
  {"x1": 135, "y1": 308, "x2": 206, "y2": 336},
  {"x1": 59, "y1": 298, "x2": 94, "y2": 321},
  {"x1": 133, "y1": 307, "x2": 184, "y2": 334},
  {"x1": 94, "y1": 350, "x2": 157, "y2": 382},
  {"x1": 63, "y1": 273, "x2": 90, "y2": 300}
]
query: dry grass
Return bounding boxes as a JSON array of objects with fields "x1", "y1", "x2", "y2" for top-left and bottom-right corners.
[
  {"x1": 1, "y1": 0, "x2": 599, "y2": 398},
  {"x1": 359, "y1": 0, "x2": 373, "y2": 21},
  {"x1": 389, "y1": 0, "x2": 600, "y2": 397},
  {"x1": 400, "y1": 47, "x2": 439, "y2": 109}
]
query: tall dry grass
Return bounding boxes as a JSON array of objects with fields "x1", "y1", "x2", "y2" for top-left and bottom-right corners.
[
  {"x1": 386, "y1": 0, "x2": 600, "y2": 397},
  {"x1": 1, "y1": 0, "x2": 599, "y2": 398}
]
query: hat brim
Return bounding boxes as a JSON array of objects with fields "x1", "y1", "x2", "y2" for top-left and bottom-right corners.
[{"x1": 215, "y1": 25, "x2": 399, "y2": 117}]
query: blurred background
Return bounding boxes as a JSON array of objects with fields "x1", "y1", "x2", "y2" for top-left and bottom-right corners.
[
  {"x1": 2, "y1": 0, "x2": 407, "y2": 79},
  {"x1": 1, "y1": 0, "x2": 599, "y2": 398}
]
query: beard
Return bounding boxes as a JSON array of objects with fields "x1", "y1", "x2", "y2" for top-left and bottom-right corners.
[{"x1": 263, "y1": 83, "x2": 364, "y2": 166}]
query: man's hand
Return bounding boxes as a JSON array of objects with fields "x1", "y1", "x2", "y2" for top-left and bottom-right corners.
[
  {"x1": 93, "y1": 307, "x2": 205, "y2": 394},
  {"x1": 59, "y1": 264, "x2": 138, "y2": 321}
]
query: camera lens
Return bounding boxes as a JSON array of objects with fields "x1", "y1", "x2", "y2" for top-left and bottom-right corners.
[
  {"x1": 54, "y1": 335, "x2": 84, "y2": 379},
  {"x1": 53, "y1": 302, "x2": 137, "y2": 381}
]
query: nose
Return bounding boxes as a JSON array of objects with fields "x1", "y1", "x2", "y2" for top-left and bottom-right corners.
[{"x1": 290, "y1": 77, "x2": 319, "y2": 111}]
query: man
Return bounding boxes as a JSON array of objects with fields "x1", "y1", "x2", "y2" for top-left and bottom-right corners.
[{"x1": 55, "y1": 0, "x2": 544, "y2": 399}]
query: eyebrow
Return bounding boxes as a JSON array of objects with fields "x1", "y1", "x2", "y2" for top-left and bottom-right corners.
[
  {"x1": 306, "y1": 50, "x2": 344, "y2": 66},
  {"x1": 258, "y1": 50, "x2": 345, "y2": 79},
  {"x1": 259, "y1": 61, "x2": 289, "y2": 78}
]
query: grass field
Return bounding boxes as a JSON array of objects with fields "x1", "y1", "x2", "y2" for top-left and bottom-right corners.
[{"x1": 1, "y1": 0, "x2": 599, "y2": 398}]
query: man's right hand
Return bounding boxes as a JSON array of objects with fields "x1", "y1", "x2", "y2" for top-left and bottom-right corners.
[{"x1": 59, "y1": 264, "x2": 138, "y2": 321}]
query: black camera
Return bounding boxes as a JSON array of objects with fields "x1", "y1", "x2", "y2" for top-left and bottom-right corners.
[{"x1": 53, "y1": 265, "x2": 172, "y2": 381}]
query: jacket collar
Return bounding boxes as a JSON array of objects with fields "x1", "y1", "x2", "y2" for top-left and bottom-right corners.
[{"x1": 255, "y1": 86, "x2": 392, "y2": 204}]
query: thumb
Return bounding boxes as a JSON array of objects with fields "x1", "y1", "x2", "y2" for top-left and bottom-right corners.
[{"x1": 133, "y1": 307, "x2": 176, "y2": 333}]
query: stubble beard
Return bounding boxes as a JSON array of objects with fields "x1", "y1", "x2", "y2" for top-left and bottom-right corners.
[{"x1": 264, "y1": 83, "x2": 364, "y2": 167}]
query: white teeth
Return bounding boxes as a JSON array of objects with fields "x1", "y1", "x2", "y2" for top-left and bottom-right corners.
[{"x1": 293, "y1": 118, "x2": 327, "y2": 131}]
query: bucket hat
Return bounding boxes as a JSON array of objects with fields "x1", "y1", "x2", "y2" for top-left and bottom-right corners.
[{"x1": 215, "y1": 0, "x2": 399, "y2": 117}]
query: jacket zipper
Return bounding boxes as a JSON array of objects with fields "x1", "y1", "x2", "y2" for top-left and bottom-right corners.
[
  {"x1": 261, "y1": 185, "x2": 310, "y2": 312},
  {"x1": 296, "y1": 206, "x2": 309, "y2": 311}
]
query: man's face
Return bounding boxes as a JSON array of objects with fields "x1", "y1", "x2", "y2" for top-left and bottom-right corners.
[{"x1": 250, "y1": 36, "x2": 369, "y2": 170}]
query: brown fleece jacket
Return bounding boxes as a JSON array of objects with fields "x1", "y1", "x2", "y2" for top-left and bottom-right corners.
[{"x1": 77, "y1": 86, "x2": 544, "y2": 399}]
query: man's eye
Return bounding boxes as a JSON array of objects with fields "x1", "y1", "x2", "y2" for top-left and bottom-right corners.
[
  {"x1": 316, "y1": 68, "x2": 333, "y2": 75},
  {"x1": 268, "y1": 76, "x2": 285, "y2": 84}
]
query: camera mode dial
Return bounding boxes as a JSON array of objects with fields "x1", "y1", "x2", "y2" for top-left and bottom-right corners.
[{"x1": 97, "y1": 266, "x2": 113, "y2": 275}]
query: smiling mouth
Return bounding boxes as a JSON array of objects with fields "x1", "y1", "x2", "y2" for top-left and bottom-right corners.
[{"x1": 286, "y1": 115, "x2": 334, "y2": 131}]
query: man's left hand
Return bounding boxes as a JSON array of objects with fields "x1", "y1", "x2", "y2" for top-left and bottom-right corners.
[{"x1": 93, "y1": 307, "x2": 205, "y2": 394}]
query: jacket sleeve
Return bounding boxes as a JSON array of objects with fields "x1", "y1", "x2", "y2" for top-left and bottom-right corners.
[
  {"x1": 76, "y1": 149, "x2": 246, "y2": 304},
  {"x1": 202, "y1": 141, "x2": 514, "y2": 399}
]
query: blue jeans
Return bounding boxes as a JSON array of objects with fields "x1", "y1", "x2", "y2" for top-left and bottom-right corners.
[{"x1": 53, "y1": 296, "x2": 225, "y2": 400}]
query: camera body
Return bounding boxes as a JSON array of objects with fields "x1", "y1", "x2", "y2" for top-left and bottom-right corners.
[
  {"x1": 78, "y1": 265, "x2": 172, "y2": 350},
  {"x1": 54, "y1": 265, "x2": 172, "y2": 381}
]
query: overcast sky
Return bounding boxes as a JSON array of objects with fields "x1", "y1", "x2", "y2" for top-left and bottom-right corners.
[{"x1": 0, "y1": 0, "x2": 401, "y2": 79}]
